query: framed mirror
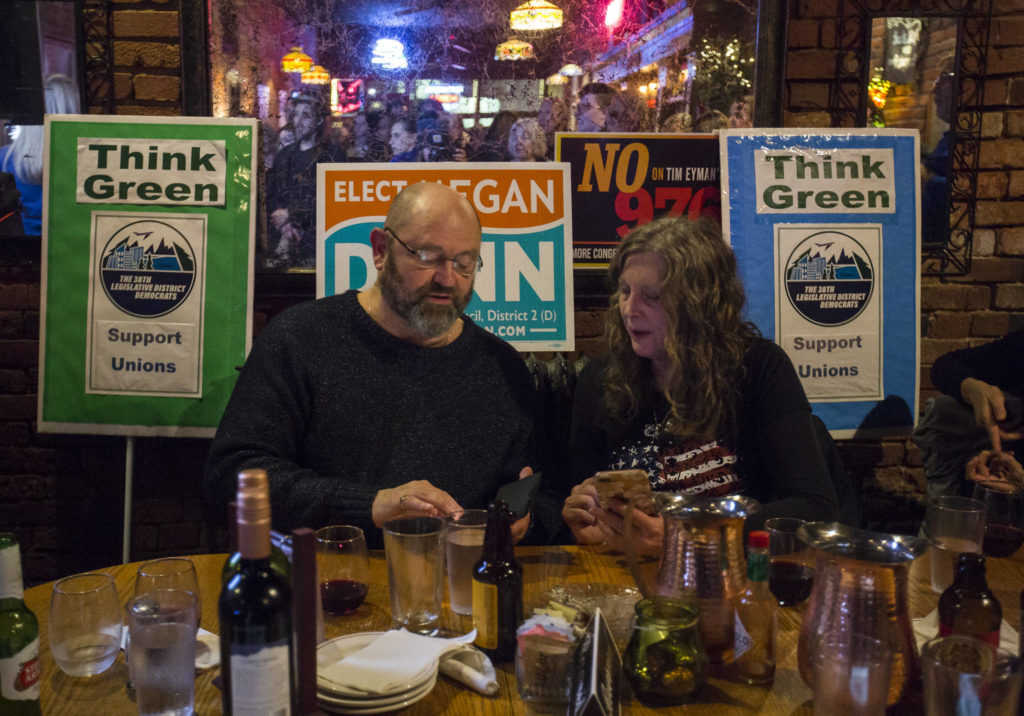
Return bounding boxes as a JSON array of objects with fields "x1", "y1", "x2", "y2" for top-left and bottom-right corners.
[{"x1": 828, "y1": 0, "x2": 993, "y2": 276}]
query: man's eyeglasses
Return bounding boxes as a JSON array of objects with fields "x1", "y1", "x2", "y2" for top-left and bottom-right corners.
[{"x1": 383, "y1": 226, "x2": 482, "y2": 277}]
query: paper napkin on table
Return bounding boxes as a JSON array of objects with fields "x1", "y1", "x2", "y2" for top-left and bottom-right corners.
[
  {"x1": 913, "y1": 609, "x2": 1020, "y2": 653},
  {"x1": 438, "y1": 644, "x2": 499, "y2": 695},
  {"x1": 319, "y1": 629, "x2": 479, "y2": 694},
  {"x1": 122, "y1": 627, "x2": 221, "y2": 671}
]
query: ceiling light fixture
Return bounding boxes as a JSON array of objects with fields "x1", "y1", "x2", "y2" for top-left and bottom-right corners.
[
  {"x1": 300, "y1": 64, "x2": 330, "y2": 85},
  {"x1": 510, "y1": 0, "x2": 563, "y2": 31},
  {"x1": 281, "y1": 47, "x2": 313, "y2": 73},
  {"x1": 495, "y1": 39, "x2": 535, "y2": 61}
]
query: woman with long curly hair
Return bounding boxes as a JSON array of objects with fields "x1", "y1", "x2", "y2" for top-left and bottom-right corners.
[{"x1": 562, "y1": 216, "x2": 838, "y2": 553}]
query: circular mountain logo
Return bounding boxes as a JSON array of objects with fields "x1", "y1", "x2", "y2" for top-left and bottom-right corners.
[
  {"x1": 784, "y1": 230, "x2": 874, "y2": 327},
  {"x1": 99, "y1": 219, "x2": 196, "y2": 318}
]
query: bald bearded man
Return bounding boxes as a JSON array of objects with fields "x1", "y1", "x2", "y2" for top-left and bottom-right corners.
[{"x1": 204, "y1": 182, "x2": 542, "y2": 545}]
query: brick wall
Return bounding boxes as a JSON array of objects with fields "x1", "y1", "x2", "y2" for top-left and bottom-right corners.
[{"x1": 785, "y1": 1, "x2": 1024, "y2": 530}]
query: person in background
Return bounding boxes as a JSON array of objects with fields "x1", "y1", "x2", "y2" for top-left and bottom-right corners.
[
  {"x1": 922, "y1": 67, "x2": 955, "y2": 246},
  {"x1": 693, "y1": 109, "x2": 730, "y2": 132},
  {"x1": 536, "y1": 97, "x2": 568, "y2": 159},
  {"x1": 388, "y1": 116, "x2": 419, "y2": 162},
  {"x1": 265, "y1": 91, "x2": 345, "y2": 267},
  {"x1": 561, "y1": 216, "x2": 838, "y2": 554},
  {"x1": 205, "y1": 182, "x2": 555, "y2": 546},
  {"x1": 508, "y1": 118, "x2": 548, "y2": 162},
  {"x1": 574, "y1": 83, "x2": 617, "y2": 132},
  {"x1": 0, "y1": 74, "x2": 79, "y2": 235},
  {"x1": 914, "y1": 329, "x2": 1024, "y2": 494},
  {"x1": 471, "y1": 110, "x2": 519, "y2": 161}
]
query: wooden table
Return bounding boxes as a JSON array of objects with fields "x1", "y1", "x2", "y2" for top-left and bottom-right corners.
[{"x1": 24, "y1": 545, "x2": 1023, "y2": 715}]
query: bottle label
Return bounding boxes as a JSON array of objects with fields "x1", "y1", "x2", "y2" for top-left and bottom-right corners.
[
  {"x1": 734, "y1": 611, "x2": 753, "y2": 660},
  {"x1": 937, "y1": 623, "x2": 1000, "y2": 649},
  {"x1": 230, "y1": 638, "x2": 291, "y2": 715},
  {"x1": 0, "y1": 637, "x2": 40, "y2": 702},
  {"x1": 472, "y1": 579, "x2": 498, "y2": 650}
]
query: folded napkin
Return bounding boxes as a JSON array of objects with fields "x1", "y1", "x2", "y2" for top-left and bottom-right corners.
[
  {"x1": 438, "y1": 644, "x2": 499, "y2": 695},
  {"x1": 319, "y1": 629, "x2": 479, "y2": 695},
  {"x1": 913, "y1": 609, "x2": 1020, "y2": 653},
  {"x1": 122, "y1": 627, "x2": 221, "y2": 671}
]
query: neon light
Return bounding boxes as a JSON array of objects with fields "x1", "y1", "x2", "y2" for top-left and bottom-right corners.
[{"x1": 371, "y1": 39, "x2": 407, "y2": 70}]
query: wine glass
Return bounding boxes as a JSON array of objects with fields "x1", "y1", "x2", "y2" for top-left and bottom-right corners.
[
  {"x1": 972, "y1": 479, "x2": 1024, "y2": 558},
  {"x1": 315, "y1": 525, "x2": 370, "y2": 615},
  {"x1": 764, "y1": 517, "x2": 815, "y2": 607},
  {"x1": 49, "y1": 572, "x2": 123, "y2": 677},
  {"x1": 134, "y1": 557, "x2": 201, "y2": 631}
]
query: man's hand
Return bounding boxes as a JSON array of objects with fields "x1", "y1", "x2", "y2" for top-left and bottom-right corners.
[
  {"x1": 966, "y1": 449, "x2": 1024, "y2": 485},
  {"x1": 372, "y1": 480, "x2": 461, "y2": 526},
  {"x1": 961, "y1": 378, "x2": 1023, "y2": 452}
]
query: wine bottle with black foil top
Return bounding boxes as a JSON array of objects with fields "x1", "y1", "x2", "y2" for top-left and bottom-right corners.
[
  {"x1": 218, "y1": 469, "x2": 295, "y2": 715},
  {"x1": 471, "y1": 500, "x2": 523, "y2": 662},
  {"x1": 938, "y1": 552, "x2": 1002, "y2": 650},
  {"x1": 733, "y1": 530, "x2": 777, "y2": 685},
  {"x1": 0, "y1": 533, "x2": 41, "y2": 716}
]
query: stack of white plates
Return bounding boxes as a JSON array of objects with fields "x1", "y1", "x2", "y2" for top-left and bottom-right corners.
[{"x1": 316, "y1": 632, "x2": 437, "y2": 715}]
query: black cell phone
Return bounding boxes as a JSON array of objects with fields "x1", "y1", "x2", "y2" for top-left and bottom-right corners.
[{"x1": 495, "y1": 471, "x2": 542, "y2": 520}]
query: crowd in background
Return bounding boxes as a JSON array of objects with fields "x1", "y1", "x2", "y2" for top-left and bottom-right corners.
[{"x1": 260, "y1": 82, "x2": 752, "y2": 267}]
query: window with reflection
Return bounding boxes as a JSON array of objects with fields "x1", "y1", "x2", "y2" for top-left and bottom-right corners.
[{"x1": 206, "y1": 0, "x2": 758, "y2": 271}]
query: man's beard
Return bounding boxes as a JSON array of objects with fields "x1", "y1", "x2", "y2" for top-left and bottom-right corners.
[{"x1": 378, "y1": 253, "x2": 472, "y2": 338}]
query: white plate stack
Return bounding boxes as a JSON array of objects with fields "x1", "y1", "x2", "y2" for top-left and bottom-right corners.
[{"x1": 316, "y1": 632, "x2": 438, "y2": 714}]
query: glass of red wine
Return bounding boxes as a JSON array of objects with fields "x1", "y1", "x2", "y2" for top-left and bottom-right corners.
[
  {"x1": 315, "y1": 525, "x2": 370, "y2": 615},
  {"x1": 764, "y1": 517, "x2": 815, "y2": 607},
  {"x1": 972, "y1": 479, "x2": 1024, "y2": 558}
]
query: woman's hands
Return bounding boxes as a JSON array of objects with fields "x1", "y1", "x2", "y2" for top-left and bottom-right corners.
[{"x1": 562, "y1": 477, "x2": 662, "y2": 555}]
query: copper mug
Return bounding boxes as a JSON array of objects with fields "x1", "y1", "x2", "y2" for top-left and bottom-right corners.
[
  {"x1": 625, "y1": 493, "x2": 760, "y2": 663},
  {"x1": 796, "y1": 522, "x2": 930, "y2": 707}
]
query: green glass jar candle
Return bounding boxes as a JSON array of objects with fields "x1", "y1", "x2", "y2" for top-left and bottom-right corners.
[{"x1": 623, "y1": 597, "x2": 708, "y2": 705}]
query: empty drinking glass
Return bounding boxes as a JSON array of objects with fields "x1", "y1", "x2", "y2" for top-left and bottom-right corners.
[{"x1": 49, "y1": 572, "x2": 123, "y2": 677}]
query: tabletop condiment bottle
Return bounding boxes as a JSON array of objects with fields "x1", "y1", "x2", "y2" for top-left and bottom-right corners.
[
  {"x1": 733, "y1": 530, "x2": 777, "y2": 685},
  {"x1": 218, "y1": 469, "x2": 295, "y2": 715},
  {"x1": 472, "y1": 500, "x2": 523, "y2": 662},
  {"x1": 938, "y1": 552, "x2": 1002, "y2": 650},
  {"x1": 0, "y1": 533, "x2": 41, "y2": 715}
]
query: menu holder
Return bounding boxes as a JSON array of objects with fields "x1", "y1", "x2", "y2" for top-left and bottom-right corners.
[
  {"x1": 291, "y1": 527, "x2": 319, "y2": 715},
  {"x1": 569, "y1": 608, "x2": 621, "y2": 716}
]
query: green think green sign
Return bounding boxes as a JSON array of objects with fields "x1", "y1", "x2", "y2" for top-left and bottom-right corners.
[{"x1": 39, "y1": 116, "x2": 257, "y2": 437}]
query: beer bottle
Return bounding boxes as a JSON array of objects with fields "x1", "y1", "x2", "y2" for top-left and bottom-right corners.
[
  {"x1": 0, "y1": 533, "x2": 41, "y2": 715},
  {"x1": 938, "y1": 552, "x2": 1002, "y2": 650},
  {"x1": 471, "y1": 500, "x2": 523, "y2": 662},
  {"x1": 734, "y1": 530, "x2": 777, "y2": 685}
]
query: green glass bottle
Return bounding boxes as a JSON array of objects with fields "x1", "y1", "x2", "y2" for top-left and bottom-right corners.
[{"x1": 0, "y1": 533, "x2": 41, "y2": 715}]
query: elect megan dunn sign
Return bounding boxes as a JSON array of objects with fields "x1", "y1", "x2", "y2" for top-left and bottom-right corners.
[{"x1": 317, "y1": 163, "x2": 575, "y2": 351}]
